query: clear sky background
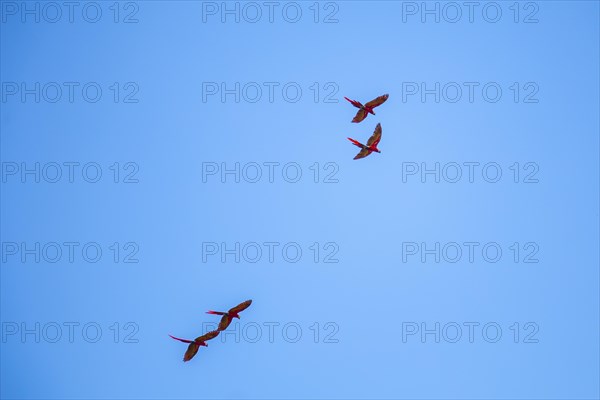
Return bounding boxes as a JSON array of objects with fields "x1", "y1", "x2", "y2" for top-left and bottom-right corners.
[{"x1": 1, "y1": 1, "x2": 599, "y2": 399}]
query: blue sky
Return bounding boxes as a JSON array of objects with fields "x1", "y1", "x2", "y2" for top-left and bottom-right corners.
[{"x1": 1, "y1": 1, "x2": 599, "y2": 399}]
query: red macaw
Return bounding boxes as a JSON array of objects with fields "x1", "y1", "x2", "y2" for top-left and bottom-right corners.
[
  {"x1": 169, "y1": 330, "x2": 220, "y2": 362},
  {"x1": 348, "y1": 123, "x2": 382, "y2": 160},
  {"x1": 344, "y1": 94, "x2": 389, "y2": 123},
  {"x1": 206, "y1": 299, "x2": 252, "y2": 331}
]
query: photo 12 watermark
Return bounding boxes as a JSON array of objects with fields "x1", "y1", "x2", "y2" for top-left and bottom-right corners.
[
  {"x1": 1, "y1": 321, "x2": 140, "y2": 343},
  {"x1": 202, "y1": 241, "x2": 340, "y2": 264},
  {"x1": 1, "y1": 242, "x2": 140, "y2": 264},
  {"x1": 400, "y1": 162, "x2": 539, "y2": 184},
  {"x1": 1, "y1": 82, "x2": 140, "y2": 104},
  {"x1": 401, "y1": 321, "x2": 540, "y2": 343},
  {"x1": 201, "y1": 82, "x2": 339, "y2": 104},
  {"x1": 200, "y1": 2, "x2": 340, "y2": 24},
  {"x1": 1, "y1": 2, "x2": 140, "y2": 24},
  {"x1": 201, "y1": 162, "x2": 339, "y2": 184},
  {"x1": 199, "y1": 321, "x2": 340, "y2": 344},
  {"x1": 1, "y1": 162, "x2": 139, "y2": 184},
  {"x1": 400, "y1": 2, "x2": 539, "y2": 24},
  {"x1": 400, "y1": 82, "x2": 539, "y2": 104},
  {"x1": 401, "y1": 241, "x2": 540, "y2": 264}
]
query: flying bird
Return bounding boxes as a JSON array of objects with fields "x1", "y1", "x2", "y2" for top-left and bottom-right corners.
[
  {"x1": 344, "y1": 94, "x2": 389, "y2": 123},
  {"x1": 207, "y1": 299, "x2": 253, "y2": 331},
  {"x1": 169, "y1": 330, "x2": 220, "y2": 362},
  {"x1": 348, "y1": 123, "x2": 382, "y2": 160}
]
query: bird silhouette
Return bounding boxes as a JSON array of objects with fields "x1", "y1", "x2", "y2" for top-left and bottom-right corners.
[
  {"x1": 206, "y1": 299, "x2": 253, "y2": 331},
  {"x1": 348, "y1": 123, "x2": 383, "y2": 160},
  {"x1": 169, "y1": 330, "x2": 220, "y2": 362},
  {"x1": 344, "y1": 94, "x2": 389, "y2": 123}
]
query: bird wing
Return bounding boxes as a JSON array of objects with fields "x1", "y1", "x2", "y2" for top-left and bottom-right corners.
[
  {"x1": 218, "y1": 314, "x2": 232, "y2": 331},
  {"x1": 354, "y1": 148, "x2": 372, "y2": 160},
  {"x1": 367, "y1": 123, "x2": 382, "y2": 147},
  {"x1": 365, "y1": 94, "x2": 389, "y2": 109},
  {"x1": 169, "y1": 334, "x2": 193, "y2": 344},
  {"x1": 352, "y1": 109, "x2": 368, "y2": 123},
  {"x1": 183, "y1": 342, "x2": 200, "y2": 362},
  {"x1": 196, "y1": 330, "x2": 220, "y2": 342},
  {"x1": 229, "y1": 299, "x2": 253, "y2": 314}
]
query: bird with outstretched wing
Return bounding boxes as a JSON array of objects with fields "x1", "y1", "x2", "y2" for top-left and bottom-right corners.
[
  {"x1": 169, "y1": 330, "x2": 220, "y2": 362},
  {"x1": 348, "y1": 123, "x2": 383, "y2": 160},
  {"x1": 207, "y1": 299, "x2": 253, "y2": 331},
  {"x1": 344, "y1": 94, "x2": 389, "y2": 123}
]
